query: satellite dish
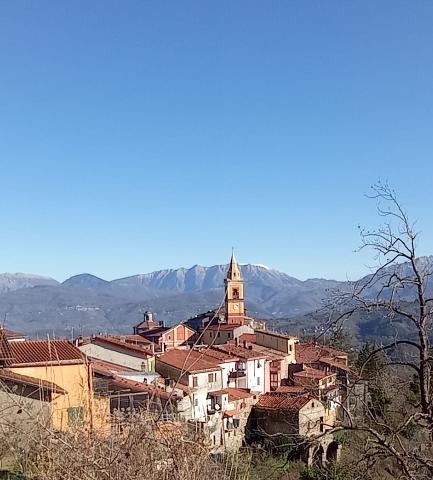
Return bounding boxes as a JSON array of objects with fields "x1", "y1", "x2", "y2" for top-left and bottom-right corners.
[{"x1": 215, "y1": 403, "x2": 220, "y2": 410}]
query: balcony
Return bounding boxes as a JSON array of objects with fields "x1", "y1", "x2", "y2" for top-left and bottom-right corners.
[{"x1": 229, "y1": 370, "x2": 246, "y2": 379}]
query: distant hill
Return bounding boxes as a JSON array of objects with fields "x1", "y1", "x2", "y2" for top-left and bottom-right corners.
[
  {"x1": 0, "y1": 273, "x2": 58, "y2": 293},
  {"x1": 0, "y1": 264, "x2": 338, "y2": 337},
  {"x1": 0, "y1": 258, "x2": 432, "y2": 340},
  {"x1": 62, "y1": 274, "x2": 110, "y2": 288}
]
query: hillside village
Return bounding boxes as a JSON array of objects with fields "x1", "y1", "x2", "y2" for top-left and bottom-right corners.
[{"x1": 0, "y1": 252, "x2": 354, "y2": 469}]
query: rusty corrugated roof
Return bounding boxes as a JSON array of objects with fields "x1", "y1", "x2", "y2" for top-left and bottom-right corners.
[{"x1": 10, "y1": 340, "x2": 86, "y2": 366}]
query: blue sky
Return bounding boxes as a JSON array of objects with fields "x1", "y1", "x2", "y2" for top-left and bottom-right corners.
[{"x1": 1, "y1": 1, "x2": 433, "y2": 281}]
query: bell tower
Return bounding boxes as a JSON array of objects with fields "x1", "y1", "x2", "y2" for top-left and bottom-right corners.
[{"x1": 225, "y1": 251, "x2": 245, "y2": 325}]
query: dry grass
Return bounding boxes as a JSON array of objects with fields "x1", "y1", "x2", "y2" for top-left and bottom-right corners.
[{"x1": 0, "y1": 409, "x2": 252, "y2": 480}]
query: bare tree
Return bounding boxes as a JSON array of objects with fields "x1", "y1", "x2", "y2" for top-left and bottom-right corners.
[{"x1": 322, "y1": 182, "x2": 433, "y2": 480}]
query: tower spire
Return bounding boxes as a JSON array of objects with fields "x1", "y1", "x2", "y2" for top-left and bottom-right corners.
[
  {"x1": 227, "y1": 249, "x2": 242, "y2": 281},
  {"x1": 225, "y1": 250, "x2": 245, "y2": 324}
]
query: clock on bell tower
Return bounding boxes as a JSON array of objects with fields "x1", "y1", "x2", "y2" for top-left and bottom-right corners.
[{"x1": 225, "y1": 251, "x2": 245, "y2": 325}]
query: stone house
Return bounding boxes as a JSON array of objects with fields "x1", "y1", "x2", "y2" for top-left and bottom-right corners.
[
  {"x1": 247, "y1": 391, "x2": 340, "y2": 465},
  {"x1": 206, "y1": 387, "x2": 258, "y2": 452},
  {"x1": 287, "y1": 365, "x2": 340, "y2": 429}
]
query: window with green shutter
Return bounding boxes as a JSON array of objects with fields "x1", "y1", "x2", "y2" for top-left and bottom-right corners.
[{"x1": 67, "y1": 406, "x2": 84, "y2": 427}]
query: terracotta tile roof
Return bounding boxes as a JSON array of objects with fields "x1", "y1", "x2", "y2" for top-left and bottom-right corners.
[
  {"x1": 0, "y1": 329, "x2": 13, "y2": 366},
  {"x1": 205, "y1": 348, "x2": 239, "y2": 362},
  {"x1": 319, "y1": 356, "x2": 351, "y2": 372},
  {"x1": 257, "y1": 330, "x2": 298, "y2": 340},
  {"x1": 295, "y1": 343, "x2": 348, "y2": 368},
  {"x1": 276, "y1": 386, "x2": 308, "y2": 394},
  {"x1": 135, "y1": 319, "x2": 159, "y2": 330},
  {"x1": 3, "y1": 329, "x2": 26, "y2": 340},
  {"x1": 113, "y1": 335, "x2": 153, "y2": 346},
  {"x1": 10, "y1": 340, "x2": 86, "y2": 366},
  {"x1": 157, "y1": 349, "x2": 221, "y2": 374},
  {"x1": 208, "y1": 388, "x2": 254, "y2": 401},
  {"x1": 140, "y1": 326, "x2": 170, "y2": 338},
  {"x1": 294, "y1": 367, "x2": 334, "y2": 380},
  {"x1": 106, "y1": 374, "x2": 171, "y2": 399},
  {"x1": 212, "y1": 344, "x2": 266, "y2": 360},
  {"x1": 92, "y1": 336, "x2": 153, "y2": 357},
  {"x1": 255, "y1": 392, "x2": 312, "y2": 412},
  {"x1": 246, "y1": 344, "x2": 287, "y2": 361},
  {"x1": 0, "y1": 369, "x2": 67, "y2": 394},
  {"x1": 140, "y1": 324, "x2": 196, "y2": 340}
]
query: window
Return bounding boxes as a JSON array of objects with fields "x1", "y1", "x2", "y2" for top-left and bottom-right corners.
[
  {"x1": 210, "y1": 332, "x2": 213, "y2": 337},
  {"x1": 217, "y1": 332, "x2": 221, "y2": 338},
  {"x1": 320, "y1": 416, "x2": 324, "y2": 433},
  {"x1": 67, "y1": 406, "x2": 84, "y2": 427},
  {"x1": 194, "y1": 398, "x2": 198, "y2": 407},
  {"x1": 257, "y1": 377, "x2": 260, "y2": 385},
  {"x1": 192, "y1": 376, "x2": 198, "y2": 387},
  {"x1": 236, "y1": 362, "x2": 246, "y2": 371},
  {"x1": 289, "y1": 344, "x2": 293, "y2": 352},
  {"x1": 228, "y1": 332, "x2": 232, "y2": 338},
  {"x1": 232, "y1": 288, "x2": 239, "y2": 300},
  {"x1": 208, "y1": 373, "x2": 215, "y2": 383}
]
